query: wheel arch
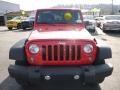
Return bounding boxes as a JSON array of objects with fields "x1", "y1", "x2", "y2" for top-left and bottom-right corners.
[
  {"x1": 96, "y1": 39, "x2": 112, "y2": 60},
  {"x1": 9, "y1": 39, "x2": 28, "y2": 61}
]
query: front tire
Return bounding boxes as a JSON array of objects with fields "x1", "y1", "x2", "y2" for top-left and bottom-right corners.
[
  {"x1": 96, "y1": 77, "x2": 105, "y2": 83},
  {"x1": 17, "y1": 23, "x2": 21, "y2": 29},
  {"x1": 8, "y1": 27, "x2": 12, "y2": 30},
  {"x1": 103, "y1": 29, "x2": 107, "y2": 33},
  {"x1": 22, "y1": 27, "x2": 26, "y2": 30}
]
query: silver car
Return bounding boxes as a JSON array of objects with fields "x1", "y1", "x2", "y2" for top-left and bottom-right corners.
[
  {"x1": 83, "y1": 15, "x2": 95, "y2": 31},
  {"x1": 101, "y1": 15, "x2": 120, "y2": 31}
]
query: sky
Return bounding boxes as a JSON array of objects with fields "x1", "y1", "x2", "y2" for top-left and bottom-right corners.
[{"x1": 2, "y1": 0, "x2": 120, "y2": 10}]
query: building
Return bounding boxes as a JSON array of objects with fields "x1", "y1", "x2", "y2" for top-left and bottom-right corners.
[
  {"x1": 0, "y1": 0, "x2": 20, "y2": 26},
  {"x1": 5, "y1": 10, "x2": 36, "y2": 20}
]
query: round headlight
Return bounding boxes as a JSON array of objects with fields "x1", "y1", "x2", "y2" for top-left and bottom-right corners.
[
  {"x1": 29, "y1": 44, "x2": 40, "y2": 54},
  {"x1": 83, "y1": 44, "x2": 93, "y2": 54}
]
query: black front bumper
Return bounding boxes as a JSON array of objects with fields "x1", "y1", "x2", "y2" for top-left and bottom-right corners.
[{"x1": 8, "y1": 63, "x2": 113, "y2": 84}]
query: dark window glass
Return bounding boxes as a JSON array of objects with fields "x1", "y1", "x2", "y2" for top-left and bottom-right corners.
[{"x1": 37, "y1": 10, "x2": 82, "y2": 24}]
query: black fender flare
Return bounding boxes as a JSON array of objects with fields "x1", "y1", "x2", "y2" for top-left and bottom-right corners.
[
  {"x1": 96, "y1": 39, "x2": 112, "y2": 60},
  {"x1": 9, "y1": 39, "x2": 27, "y2": 61}
]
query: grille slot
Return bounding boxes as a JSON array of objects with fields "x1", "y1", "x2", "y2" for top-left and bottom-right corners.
[
  {"x1": 71, "y1": 45, "x2": 75, "y2": 60},
  {"x1": 66, "y1": 45, "x2": 69, "y2": 60},
  {"x1": 42, "y1": 45, "x2": 81, "y2": 62},
  {"x1": 54, "y1": 45, "x2": 58, "y2": 60},
  {"x1": 42, "y1": 45, "x2": 46, "y2": 60},
  {"x1": 48, "y1": 45, "x2": 52, "y2": 61},
  {"x1": 77, "y1": 45, "x2": 81, "y2": 60},
  {"x1": 60, "y1": 45, "x2": 64, "y2": 60}
]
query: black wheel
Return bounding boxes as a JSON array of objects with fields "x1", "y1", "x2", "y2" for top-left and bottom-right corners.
[
  {"x1": 8, "y1": 27, "x2": 12, "y2": 30},
  {"x1": 93, "y1": 59, "x2": 105, "y2": 65},
  {"x1": 15, "y1": 60, "x2": 29, "y2": 66},
  {"x1": 17, "y1": 23, "x2": 21, "y2": 29},
  {"x1": 103, "y1": 29, "x2": 107, "y2": 33},
  {"x1": 23, "y1": 27, "x2": 26, "y2": 30},
  {"x1": 96, "y1": 77, "x2": 105, "y2": 83}
]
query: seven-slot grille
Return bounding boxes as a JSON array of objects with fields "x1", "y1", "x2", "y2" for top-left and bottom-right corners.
[{"x1": 42, "y1": 45, "x2": 81, "y2": 61}]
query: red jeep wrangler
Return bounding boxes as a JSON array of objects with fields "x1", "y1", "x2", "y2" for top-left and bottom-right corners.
[{"x1": 8, "y1": 9, "x2": 113, "y2": 87}]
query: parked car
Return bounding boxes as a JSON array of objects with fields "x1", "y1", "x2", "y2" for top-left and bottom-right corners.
[
  {"x1": 83, "y1": 15, "x2": 95, "y2": 32},
  {"x1": 101, "y1": 15, "x2": 120, "y2": 32},
  {"x1": 8, "y1": 8, "x2": 113, "y2": 87},
  {"x1": 6, "y1": 16, "x2": 27, "y2": 30},
  {"x1": 94, "y1": 17, "x2": 104, "y2": 28},
  {"x1": 21, "y1": 16, "x2": 35, "y2": 30}
]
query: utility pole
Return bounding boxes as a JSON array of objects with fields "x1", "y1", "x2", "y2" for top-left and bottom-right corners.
[{"x1": 112, "y1": 0, "x2": 114, "y2": 14}]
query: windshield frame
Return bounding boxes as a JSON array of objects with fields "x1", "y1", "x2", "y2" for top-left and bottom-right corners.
[{"x1": 35, "y1": 9, "x2": 83, "y2": 24}]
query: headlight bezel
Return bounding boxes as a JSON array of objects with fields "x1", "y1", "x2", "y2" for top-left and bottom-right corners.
[
  {"x1": 29, "y1": 44, "x2": 40, "y2": 54},
  {"x1": 83, "y1": 44, "x2": 94, "y2": 54}
]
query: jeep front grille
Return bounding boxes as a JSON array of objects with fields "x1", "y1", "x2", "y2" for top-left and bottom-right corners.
[{"x1": 42, "y1": 45, "x2": 81, "y2": 61}]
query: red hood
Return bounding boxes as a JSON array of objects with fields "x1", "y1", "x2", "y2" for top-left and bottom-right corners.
[
  {"x1": 34, "y1": 24, "x2": 85, "y2": 32},
  {"x1": 28, "y1": 28, "x2": 94, "y2": 41}
]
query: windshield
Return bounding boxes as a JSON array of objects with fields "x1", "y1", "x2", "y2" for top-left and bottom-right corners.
[
  {"x1": 83, "y1": 15, "x2": 94, "y2": 20},
  {"x1": 37, "y1": 10, "x2": 82, "y2": 24},
  {"x1": 12, "y1": 16, "x2": 21, "y2": 20},
  {"x1": 26, "y1": 16, "x2": 35, "y2": 21},
  {"x1": 105, "y1": 16, "x2": 120, "y2": 20},
  {"x1": 12, "y1": 16, "x2": 27, "y2": 20}
]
